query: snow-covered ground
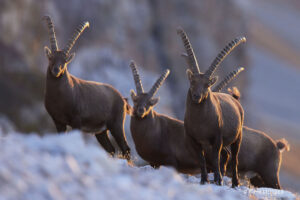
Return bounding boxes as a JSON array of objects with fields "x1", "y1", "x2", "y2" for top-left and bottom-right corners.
[{"x1": 0, "y1": 129, "x2": 297, "y2": 200}]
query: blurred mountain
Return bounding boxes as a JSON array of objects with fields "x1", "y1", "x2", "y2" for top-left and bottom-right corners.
[{"x1": 0, "y1": 0, "x2": 248, "y2": 133}]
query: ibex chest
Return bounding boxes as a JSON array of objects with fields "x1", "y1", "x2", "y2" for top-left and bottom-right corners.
[
  {"x1": 130, "y1": 117, "x2": 164, "y2": 158},
  {"x1": 45, "y1": 86, "x2": 76, "y2": 124},
  {"x1": 184, "y1": 103, "x2": 221, "y2": 143}
]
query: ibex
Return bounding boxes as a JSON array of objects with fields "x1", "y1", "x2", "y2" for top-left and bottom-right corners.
[
  {"x1": 218, "y1": 87, "x2": 290, "y2": 189},
  {"x1": 177, "y1": 27, "x2": 246, "y2": 187},
  {"x1": 129, "y1": 61, "x2": 243, "y2": 174},
  {"x1": 129, "y1": 61, "x2": 193, "y2": 169},
  {"x1": 43, "y1": 16, "x2": 130, "y2": 160}
]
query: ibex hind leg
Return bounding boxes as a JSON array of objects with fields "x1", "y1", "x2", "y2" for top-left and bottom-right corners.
[
  {"x1": 108, "y1": 115, "x2": 131, "y2": 160},
  {"x1": 54, "y1": 120, "x2": 67, "y2": 133},
  {"x1": 220, "y1": 147, "x2": 230, "y2": 177},
  {"x1": 212, "y1": 134, "x2": 223, "y2": 185},
  {"x1": 230, "y1": 132, "x2": 242, "y2": 188},
  {"x1": 150, "y1": 164, "x2": 160, "y2": 169},
  {"x1": 250, "y1": 175, "x2": 265, "y2": 188},
  {"x1": 95, "y1": 130, "x2": 115, "y2": 157},
  {"x1": 260, "y1": 170, "x2": 281, "y2": 189}
]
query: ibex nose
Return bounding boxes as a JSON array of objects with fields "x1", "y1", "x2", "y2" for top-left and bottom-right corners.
[
  {"x1": 53, "y1": 68, "x2": 59, "y2": 74},
  {"x1": 193, "y1": 94, "x2": 200, "y2": 99},
  {"x1": 137, "y1": 108, "x2": 144, "y2": 114}
]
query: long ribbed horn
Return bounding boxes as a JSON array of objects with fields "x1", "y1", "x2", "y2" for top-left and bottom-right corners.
[
  {"x1": 213, "y1": 67, "x2": 244, "y2": 92},
  {"x1": 177, "y1": 27, "x2": 200, "y2": 74},
  {"x1": 129, "y1": 60, "x2": 144, "y2": 94},
  {"x1": 148, "y1": 69, "x2": 170, "y2": 98},
  {"x1": 63, "y1": 21, "x2": 89, "y2": 55},
  {"x1": 43, "y1": 16, "x2": 58, "y2": 52},
  {"x1": 205, "y1": 37, "x2": 246, "y2": 78}
]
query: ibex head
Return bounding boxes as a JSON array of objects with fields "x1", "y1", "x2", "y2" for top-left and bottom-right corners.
[
  {"x1": 43, "y1": 16, "x2": 89, "y2": 78},
  {"x1": 129, "y1": 61, "x2": 170, "y2": 118},
  {"x1": 177, "y1": 27, "x2": 246, "y2": 103}
]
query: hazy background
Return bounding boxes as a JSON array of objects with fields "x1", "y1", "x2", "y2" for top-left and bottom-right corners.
[{"x1": 0, "y1": 0, "x2": 299, "y2": 192}]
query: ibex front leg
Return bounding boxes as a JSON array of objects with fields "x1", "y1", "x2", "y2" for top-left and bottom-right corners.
[
  {"x1": 199, "y1": 145, "x2": 209, "y2": 184},
  {"x1": 212, "y1": 134, "x2": 223, "y2": 185}
]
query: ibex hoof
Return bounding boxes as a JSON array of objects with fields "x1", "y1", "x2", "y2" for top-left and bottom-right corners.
[
  {"x1": 214, "y1": 174, "x2": 223, "y2": 186},
  {"x1": 200, "y1": 178, "x2": 209, "y2": 185},
  {"x1": 123, "y1": 150, "x2": 131, "y2": 161},
  {"x1": 232, "y1": 179, "x2": 239, "y2": 188},
  {"x1": 214, "y1": 178, "x2": 223, "y2": 186}
]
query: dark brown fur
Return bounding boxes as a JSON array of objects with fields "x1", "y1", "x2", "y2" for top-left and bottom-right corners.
[
  {"x1": 184, "y1": 88, "x2": 244, "y2": 186},
  {"x1": 130, "y1": 107, "x2": 202, "y2": 174},
  {"x1": 177, "y1": 28, "x2": 245, "y2": 187},
  {"x1": 129, "y1": 62, "x2": 194, "y2": 170},
  {"x1": 130, "y1": 63, "x2": 245, "y2": 175},
  {"x1": 218, "y1": 88, "x2": 290, "y2": 189},
  {"x1": 43, "y1": 17, "x2": 130, "y2": 159}
]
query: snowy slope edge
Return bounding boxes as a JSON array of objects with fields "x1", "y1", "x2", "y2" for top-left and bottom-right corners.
[{"x1": 0, "y1": 130, "x2": 296, "y2": 200}]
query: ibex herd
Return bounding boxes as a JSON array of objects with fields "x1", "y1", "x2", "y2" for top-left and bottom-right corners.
[{"x1": 43, "y1": 16, "x2": 289, "y2": 189}]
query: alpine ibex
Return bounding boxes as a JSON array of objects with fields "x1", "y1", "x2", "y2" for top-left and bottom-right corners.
[
  {"x1": 129, "y1": 61, "x2": 245, "y2": 174},
  {"x1": 218, "y1": 87, "x2": 290, "y2": 189},
  {"x1": 43, "y1": 16, "x2": 130, "y2": 160},
  {"x1": 129, "y1": 61, "x2": 191, "y2": 169},
  {"x1": 177, "y1": 27, "x2": 246, "y2": 187}
]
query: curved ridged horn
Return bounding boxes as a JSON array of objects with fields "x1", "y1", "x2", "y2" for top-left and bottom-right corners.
[
  {"x1": 43, "y1": 16, "x2": 58, "y2": 52},
  {"x1": 148, "y1": 69, "x2": 170, "y2": 98},
  {"x1": 205, "y1": 37, "x2": 246, "y2": 78},
  {"x1": 177, "y1": 27, "x2": 200, "y2": 74},
  {"x1": 213, "y1": 67, "x2": 244, "y2": 92},
  {"x1": 130, "y1": 60, "x2": 144, "y2": 94},
  {"x1": 63, "y1": 21, "x2": 89, "y2": 55}
]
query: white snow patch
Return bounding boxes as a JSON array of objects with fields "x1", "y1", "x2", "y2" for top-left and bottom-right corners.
[{"x1": 0, "y1": 130, "x2": 297, "y2": 200}]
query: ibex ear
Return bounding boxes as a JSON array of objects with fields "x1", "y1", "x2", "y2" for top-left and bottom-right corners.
[
  {"x1": 130, "y1": 90, "x2": 138, "y2": 101},
  {"x1": 66, "y1": 53, "x2": 75, "y2": 63},
  {"x1": 186, "y1": 69, "x2": 193, "y2": 81},
  {"x1": 209, "y1": 76, "x2": 218, "y2": 86},
  {"x1": 149, "y1": 97, "x2": 159, "y2": 106},
  {"x1": 44, "y1": 46, "x2": 52, "y2": 59}
]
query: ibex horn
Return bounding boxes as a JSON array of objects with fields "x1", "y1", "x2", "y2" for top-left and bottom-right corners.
[
  {"x1": 130, "y1": 60, "x2": 144, "y2": 94},
  {"x1": 177, "y1": 27, "x2": 200, "y2": 74},
  {"x1": 148, "y1": 69, "x2": 170, "y2": 98},
  {"x1": 213, "y1": 67, "x2": 244, "y2": 92},
  {"x1": 43, "y1": 16, "x2": 58, "y2": 52},
  {"x1": 205, "y1": 37, "x2": 246, "y2": 78},
  {"x1": 63, "y1": 21, "x2": 89, "y2": 55}
]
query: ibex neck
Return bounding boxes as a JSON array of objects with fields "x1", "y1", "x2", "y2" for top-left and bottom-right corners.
[
  {"x1": 134, "y1": 109, "x2": 155, "y2": 120},
  {"x1": 46, "y1": 68, "x2": 74, "y2": 96},
  {"x1": 143, "y1": 109, "x2": 155, "y2": 120},
  {"x1": 47, "y1": 67, "x2": 72, "y2": 82},
  {"x1": 187, "y1": 89, "x2": 212, "y2": 106}
]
